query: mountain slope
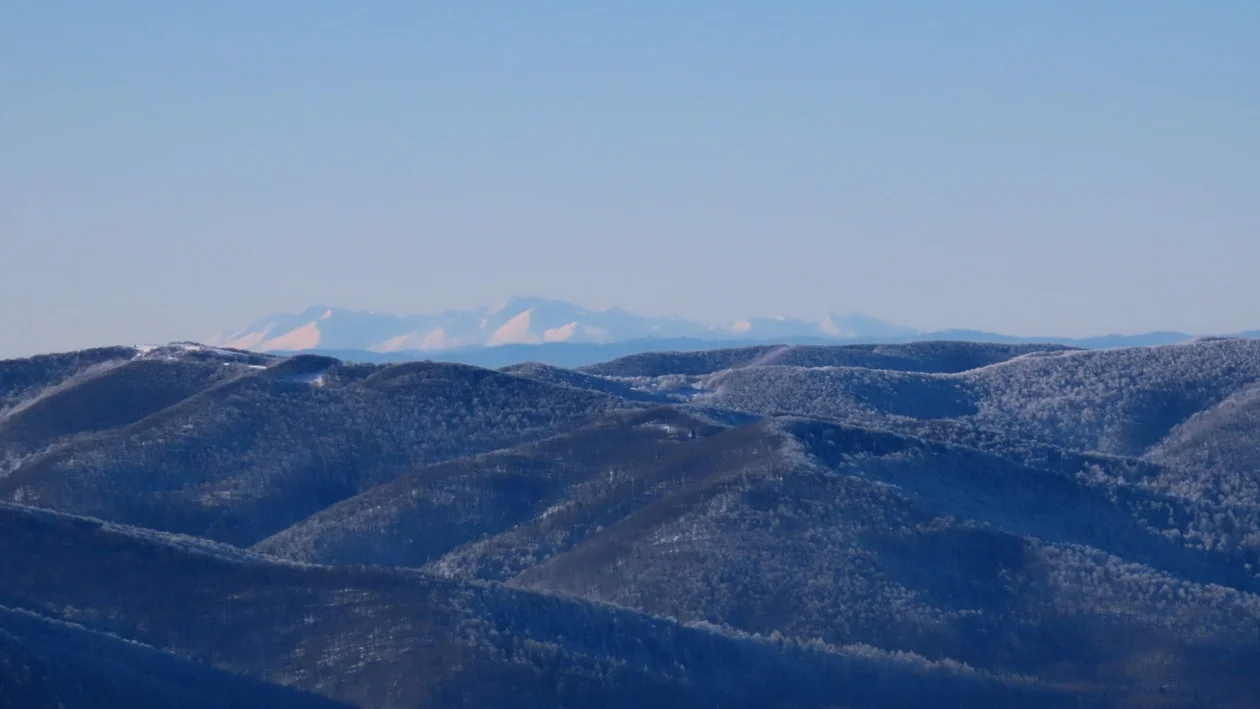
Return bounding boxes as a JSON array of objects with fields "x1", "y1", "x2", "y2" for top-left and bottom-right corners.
[
  {"x1": 696, "y1": 339, "x2": 1260, "y2": 458},
  {"x1": 0, "y1": 348, "x2": 266, "y2": 470},
  {"x1": 1145, "y1": 381, "x2": 1260, "y2": 509},
  {"x1": 0, "y1": 355, "x2": 632, "y2": 546},
  {"x1": 581, "y1": 342, "x2": 1072, "y2": 378},
  {"x1": 256, "y1": 411, "x2": 1260, "y2": 704},
  {"x1": 499, "y1": 361, "x2": 674, "y2": 402},
  {"x1": 0, "y1": 606, "x2": 346, "y2": 709},
  {"x1": 0, "y1": 346, "x2": 138, "y2": 413},
  {"x1": 257, "y1": 408, "x2": 735, "y2": 569},
  {"x1": 253, "y1": 408, "x2": 723, "y2": 567},
  {"x1": 0, "y1": 502, "x2": 1066, "y2": 709}
]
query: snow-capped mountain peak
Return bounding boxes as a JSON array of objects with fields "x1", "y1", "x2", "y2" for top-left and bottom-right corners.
[{"x1": 209, "y1": 298, "x2": 914, "y2": 353}]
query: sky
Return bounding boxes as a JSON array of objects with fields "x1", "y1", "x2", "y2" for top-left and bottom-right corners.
[{"x1": 3, "y1": 1, "x2": 1258, "y2": 357}]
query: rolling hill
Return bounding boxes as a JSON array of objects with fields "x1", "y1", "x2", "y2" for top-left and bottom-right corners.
[
  {"x1": 0, "y1": 346, "x2": 628, "y2": 546},
  {"x1": 0, "y1": 502, "x2": 1065, "y2": 709},
  {"x1": 3, "y1": 338, "x2": 1260, "y2": 706}
]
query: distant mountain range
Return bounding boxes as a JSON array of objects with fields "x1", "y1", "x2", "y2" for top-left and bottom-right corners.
[
  {"x1": 207, "y1": 297, "x2": 920, "y2": 353},
  {"x1": 207, "y1": 297, "x2": 1259, "y2": 369}
]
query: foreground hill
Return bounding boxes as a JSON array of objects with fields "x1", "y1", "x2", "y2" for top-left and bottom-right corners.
[
  {"x1": 256, "y1": 413, "x2": 1260, "y2": 705},
  {"x1": 0, "y1": 503, "x2": 1064, "y2": 709},
  {"x1": 0, "y1": 605, "x2": 346, "y2": 709}
]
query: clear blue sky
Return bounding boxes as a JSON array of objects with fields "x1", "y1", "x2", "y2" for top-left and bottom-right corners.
[{"x1": 3, "y1": 1, "x2": 1258, "y2": 356}]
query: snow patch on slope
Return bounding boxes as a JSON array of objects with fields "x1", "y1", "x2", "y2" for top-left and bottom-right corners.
[
  {"x1": 260, "y1": 322, "x2": 321, "y2": 351},
  {"x1": 544, "y1": 322, "x2": 578, "y2": 343},
  {"x1": 373, "y1": 328, "x2": 450, "y2": 352},
  {"x1": 488, "y1": 310, "x2": 537, "y2": 346},
  {"x1": 219, "y1": 330, "x2": 271, "y2": 351}
]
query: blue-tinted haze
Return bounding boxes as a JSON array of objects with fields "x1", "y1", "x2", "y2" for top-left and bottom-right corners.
[{"x1": 2, "y1": 1, "x2": 1257, "y2": 357}]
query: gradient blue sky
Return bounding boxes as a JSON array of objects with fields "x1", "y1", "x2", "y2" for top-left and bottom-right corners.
[{"x1": 3, "y1": 1, "x2": 1258, "y2": 356}]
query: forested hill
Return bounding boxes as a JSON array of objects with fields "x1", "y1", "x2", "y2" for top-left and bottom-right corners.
[{"x1": 3, "y1": 339, "x2": 1259, "y2": 707}]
